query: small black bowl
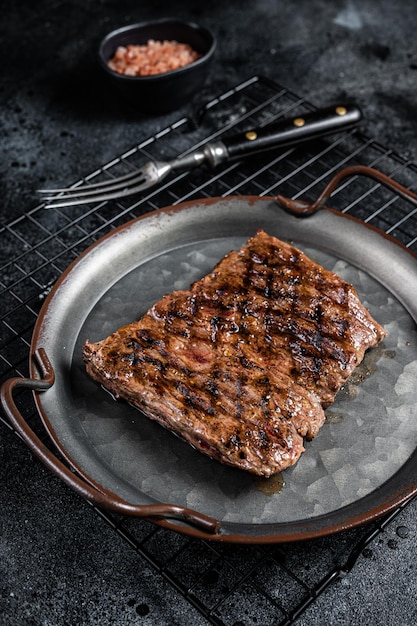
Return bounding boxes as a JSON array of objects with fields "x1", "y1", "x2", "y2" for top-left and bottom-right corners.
[{"x1": 98, "y1": 19, "x2": 216, "y2": 115}]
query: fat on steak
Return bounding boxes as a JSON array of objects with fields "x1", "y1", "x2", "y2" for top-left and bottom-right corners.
[{"x1": 83, "y1": 230, "x2": 386, "y2": 477}]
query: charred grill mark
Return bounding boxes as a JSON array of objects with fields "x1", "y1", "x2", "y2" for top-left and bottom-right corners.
[
  {"x1": 177, "y1": 327, "x2": 191, "y2": 338},
  {"x1": 235, "y1": 375, "x2": 244, "y2": 399},
  {"x1": 264, "y1": 261, "x2": 276, "y2": 299},
  {"x1": 175, "y1": 303, "x2": 191, "y2": 319},
  {"x1": 177, "y1": 382, "x2": 215, "y2": 416},
  {"x1": 206, "y1": 380, "x2": 219, "y2": 396},
  {"x1": 258, "y1": 428, "x2": 270, "y2": 449},
  {"x1": 289, "y1": 340, "x2": 323, "y2": 380},
  {"x1": 332, "y1": 318, "x2": 349, "y2": 336},
  {"x1": 212, "y1": 367, "x2": 232, "y2": 383},
  {"x1": 135, "y1": 328, "x2": 164, "y2": 347},
  {"x1": 240, "y1": 355, "x2": 263, "y2": 370},
  {"x1": 235, "y1": 402, "x2": 244, "y2": 420},
  {"x1": 188, "y1": 295, "x2": 197, "y2": 317},
  {"x1": 143, "y1": 355, "x2": 165, "y2": 370},
  {"x1": 127, "y1": 338, "x2": 141, "y2": 351},
  {"x1": 260, "y1": 394, "x2": 273, "y2": 419},
  {"x1": 176, "y1": 363, "x2": 192, "y2": 378},
  {"x1": 228, "y1": 433, "x2": 242, "y2": 449},
  {"x1": 210, "y1": 315, "x2": 220, "y2": 342},
  {"x1": 132, "y1": 352, "x2": 165, "y2": 372},
  {"x1": 310, "y1": 302, "x2": 323, "y2": 324},
  {"x1": 121, "y1": 352, "x2": 135, "y2": 365}
]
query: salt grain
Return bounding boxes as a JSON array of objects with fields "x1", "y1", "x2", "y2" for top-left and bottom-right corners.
[{"x1": 108, "y1": 39, "x2": 200, "y2": 76}]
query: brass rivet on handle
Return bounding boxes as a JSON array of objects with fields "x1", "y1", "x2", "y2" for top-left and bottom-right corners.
[
  {"x1": 245, "y1": 131, "x2": 258, "y2": 141},
  {"x1": 293, "y1": 117, "x2": 305, "y2": 127},
  {"x1": 335, "y1": 106, "x2": 347, "y2": 116}
]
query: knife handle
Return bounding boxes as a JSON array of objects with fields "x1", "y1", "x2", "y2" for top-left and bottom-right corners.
[{"x1": 222, "y1": 103, "x2": 362, "y2": 159}]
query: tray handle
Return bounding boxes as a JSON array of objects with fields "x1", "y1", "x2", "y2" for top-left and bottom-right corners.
[
  {"x1": 277, "y1": 164, "x2": 417, "y2": 216},
  {"x1": 0, "y1": 348, "x2": 221, "y2": 536}
]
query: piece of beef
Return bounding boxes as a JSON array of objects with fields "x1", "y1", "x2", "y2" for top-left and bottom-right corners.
[{"x1": 83, "y1": 230, "x2": 386, "y2": 477}]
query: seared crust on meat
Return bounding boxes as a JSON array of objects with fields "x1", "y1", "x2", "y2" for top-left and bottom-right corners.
[{"x1": 83, "y1": 230, "x2": 386, "y2": 477}]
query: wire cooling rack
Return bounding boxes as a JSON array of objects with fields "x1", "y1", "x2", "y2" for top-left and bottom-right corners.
[{"x1": 1, "y1": 75, "x2": 417, "y2": 625}]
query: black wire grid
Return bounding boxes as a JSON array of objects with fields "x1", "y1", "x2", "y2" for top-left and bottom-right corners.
[{"x1": 1, "y1": 76, "x2": 417, "y2": 625}]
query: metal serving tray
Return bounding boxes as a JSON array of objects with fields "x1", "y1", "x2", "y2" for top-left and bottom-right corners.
[{"x1": 3, "y1": 191, "x2": 417, "y2": 542}]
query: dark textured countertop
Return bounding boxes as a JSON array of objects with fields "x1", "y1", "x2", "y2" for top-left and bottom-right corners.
[{"x1": 2, "y1": 1, "x2": 417, "y2": 625}]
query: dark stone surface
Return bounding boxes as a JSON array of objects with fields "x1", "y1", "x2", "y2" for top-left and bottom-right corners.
[
  {"x1": 2, "y1": 1, "x2": 417, "y2": 624},
  {"x1": 2, "y1": 0, "x2": 417, "y2": 224}
]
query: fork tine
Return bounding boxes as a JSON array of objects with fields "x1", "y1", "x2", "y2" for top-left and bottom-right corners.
[
  {"x1": 42, "y1": 177, "x2": 155, "y2": 208},
  {"x1": 40, "y1": 162, "x2": 170, "y2": 209},
  {"x1": 38, "y1": 160, "x2": 171, "y2": 207},
  {"x1": 39, "y1": 158, "x2": 185, "y2": 207},
  {"x1": 39, "y1": 169, "x2": 148, "y2": 198}
]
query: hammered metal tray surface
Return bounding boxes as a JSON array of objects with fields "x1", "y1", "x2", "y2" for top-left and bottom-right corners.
[{"x1": 31, "y1": 196, "x2": 417, "y2": 541}]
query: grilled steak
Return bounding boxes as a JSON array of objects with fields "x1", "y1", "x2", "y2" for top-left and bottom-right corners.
[{"x1": 83, "y1": 230, "x2": 386, "y2": 477}]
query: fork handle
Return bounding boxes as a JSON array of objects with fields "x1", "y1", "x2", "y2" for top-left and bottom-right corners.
[{"x1": 221, "y1": 103, "x2": 362, "y2": 159}]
